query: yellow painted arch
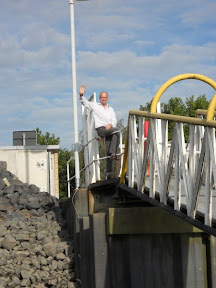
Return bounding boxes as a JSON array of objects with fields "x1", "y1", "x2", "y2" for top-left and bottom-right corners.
[{"x1": 150, "y1": 74, "x2": 216, "y2": 120}]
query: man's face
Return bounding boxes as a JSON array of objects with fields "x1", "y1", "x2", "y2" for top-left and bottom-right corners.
[{"x1": 99, "y1": 92, "x2": 108, "y2": 106}]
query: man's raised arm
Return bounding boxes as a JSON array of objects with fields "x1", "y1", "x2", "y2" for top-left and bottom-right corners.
[{"x1": 79, "y1": 84, "x2": 96, "y2": 111}]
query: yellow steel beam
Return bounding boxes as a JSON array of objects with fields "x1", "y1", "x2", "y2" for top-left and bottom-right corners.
[{"x1": 151, "y1": 73, "x2": 216, "y2": 113}]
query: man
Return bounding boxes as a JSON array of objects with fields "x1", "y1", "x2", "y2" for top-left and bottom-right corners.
[{"x1": 79, "y1": 85, "x2": 119, "y2": 175}]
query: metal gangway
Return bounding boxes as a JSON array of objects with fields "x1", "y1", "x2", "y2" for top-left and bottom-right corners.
[{"x1": 68, "y1": 73, "x2": 216, "y2": 236}]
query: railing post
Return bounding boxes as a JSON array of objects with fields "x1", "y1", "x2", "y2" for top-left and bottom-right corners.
[
  {"x1": 94, "y1": 135, "x2": 101, "y2": 181},
  {"x1": 174, "y1": 128, "x2": 181, "y2": 211},
  {"x1": 188, "y1": 125, "x2": 195, "y2": 209},
  {"x1": 149, "y1": 118, "x2": 156, "y2": 198},
  {"x1": 128, "y1": 116, "x2": 133, "y2": 188},
  {"x1": 82, "y1": 105, "x2": 90, "y2": 186},
  {"x1": 119, "y1": 130, "x2": 123, "y2": 176},
  {"x1": 205, "y1": 127, "x2": 212, "y2": 226},
  {"x1": 137, "y1": 116, "x2": 144, "y2": 191},
  {"x1": 160, "y1": 119, "x2": 168, "y2": 204},
  {"x1": 176, "y1": 122, "x2": 190, "y2": 211},
  {"x1": 67, "y1": 162, "x2": 71, "y2": 198}
]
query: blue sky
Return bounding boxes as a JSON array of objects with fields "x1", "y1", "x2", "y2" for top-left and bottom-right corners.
[{"x1": 0, "y1": 0, "x2": 216, "y2": 149}]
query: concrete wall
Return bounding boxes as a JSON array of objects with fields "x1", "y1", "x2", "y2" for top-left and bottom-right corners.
[
  {"x1": 61, "y1": 182, "x2": 216, "y2": 288},
  {"x1": 108, "y1": 233, "x2": 208, "y2": 288},
  {"x1": 64, "y1": 192, "x2": 214, "y2": 288},
  {"x1": 78, "y1": 208, "x2": 210, "y2": 288},
  {"x1": 0, "y1": 145, "x2": 59, "y2": 198}
]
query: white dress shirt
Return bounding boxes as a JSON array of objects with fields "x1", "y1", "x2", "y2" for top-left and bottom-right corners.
[{"x1": 80, "y1": 96, "x2": 117, "y2": 129}]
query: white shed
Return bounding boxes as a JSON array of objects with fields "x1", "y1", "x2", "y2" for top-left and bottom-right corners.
[{"x1": 0, "y1": 145, "x2": 60, "y2": 198}]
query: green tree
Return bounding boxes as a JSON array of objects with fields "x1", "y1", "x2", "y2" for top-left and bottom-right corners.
[
  {"x1": 162, "y1": 97, "x2": 187, "y2": 116},
  {"x1": 140, "y1": 101, "x2": 152, "y2": 112},
  {"x1": 186, "y1": 94, "x2": 209, "y2": 117},
  {"x1": 162, "y1": 97, "x2": 187, "y2": 140},
  {"x1": 140, "y1": 95, "x2": 209, "y2": 116},
  {"x1": 140, "y1": 94, "x2": 209, "y2": 141},
  {"x1": 36, "y1": 127, "x2": 60, "y2": 145}
]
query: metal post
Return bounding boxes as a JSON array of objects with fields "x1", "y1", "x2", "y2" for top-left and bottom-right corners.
[
  {"x1": 67, "y1": 162, "x2": 71, "y2": 197},
  {"x1": 69, "y1": 0, "x2": 80, "y2": 188},
  {"x1": 22, "y1": 133, "x2": 26, "y2": 146}
]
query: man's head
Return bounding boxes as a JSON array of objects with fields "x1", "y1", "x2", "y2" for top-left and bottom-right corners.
[{"x1": 99, "y1": 91, "x2": 108, "y2": 107}]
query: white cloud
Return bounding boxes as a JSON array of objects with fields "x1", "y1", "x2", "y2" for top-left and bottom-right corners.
[
  {"x1": 180, "y1": 1, "x2": 216, "y2": 27},
  {"x1": 77, "y1": 42, "x2": 216, "y2": 82},
  {"x1": 0, "y1": 0, "x2": 216, "y2": 149}
]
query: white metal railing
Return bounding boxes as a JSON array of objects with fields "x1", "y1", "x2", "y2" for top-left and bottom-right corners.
[
  {"x1": 67, "y1": 74, "x2": 216, "y2": 232},
  {"x1": 67, "y1": 93, "x2": 125, "y2": 196},
  {"x1": 121, "y1": 110, "x2": 216, "y2": 227},
  {"x1": 67, "y1": 97, "x2": 216, "y2": 229},
  {"x1": 67, "y1": 100, "x2": 216, "y2": 229}
]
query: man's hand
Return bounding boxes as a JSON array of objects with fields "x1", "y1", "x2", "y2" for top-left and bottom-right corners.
[
  {"x1": 79, "y1": 85, "x2": 85, "y2": 96},
  {"x1": 105, "y1": 124, "x2": 112, "y2": 130}
]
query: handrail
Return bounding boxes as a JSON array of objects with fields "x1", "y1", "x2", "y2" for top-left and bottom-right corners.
[
  {"x1": 196, "y1": 109, "x2": 216, "y2": 118},
  {"x1": 67, "y1": 136, "x2": 101, "y2": 165},
  {"x1": 207, "y1": 92, "x2": 216, "y2": 121},
  {"x1": 128, "y1": 109, "x2": 216, "y2": 128},
  {"x1": 67, "y1": 151, "x2": 124, "y2": 183},
  {"x1": 151, "y1": 73, "x2": 216, "y2": 113},
  {"x1": 67, "y1": 127, "x2": 126, "y2": 196},
  {"x1": 195, "y1": 109, "x2": 208, "y2": 117},
  {"x1": 66, "y1": 129, "x2": 125, "y2": 165}
]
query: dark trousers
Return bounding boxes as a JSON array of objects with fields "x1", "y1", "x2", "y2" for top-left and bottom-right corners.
[{"x1": 96, "y1": 127, "x2": 120, "y2": 172}]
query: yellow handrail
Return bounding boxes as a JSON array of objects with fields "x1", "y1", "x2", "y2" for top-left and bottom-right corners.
[
  {"x1": 207, "y1": 93, "x2": 216, "y2": 121},
  {"x1": 128, "y1": 110, "x2": 216, "y2": 128},
  {"x1": 151, "y1": 73, "x2": 216, "y2": 113},
  {"x1": 120, "y1": 122, "x2": 129, "y2": 184}
]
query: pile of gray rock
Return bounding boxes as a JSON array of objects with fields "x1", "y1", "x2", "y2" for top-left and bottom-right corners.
[{"x1": 0, "y1": 162, "x2": 78, "y2": 288}]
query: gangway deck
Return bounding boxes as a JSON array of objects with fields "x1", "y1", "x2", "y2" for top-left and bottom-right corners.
[{"x1": 87, "y1": 176, "x2": 216, "y2": 237}]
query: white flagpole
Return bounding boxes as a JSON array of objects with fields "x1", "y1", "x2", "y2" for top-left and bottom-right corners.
[{"x1": 69, "y1": 0, "x2": 80, "y2": 188}]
